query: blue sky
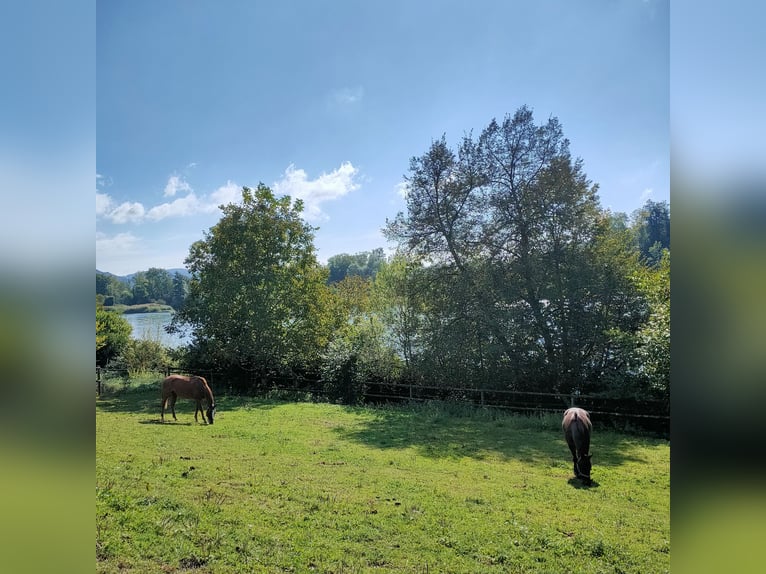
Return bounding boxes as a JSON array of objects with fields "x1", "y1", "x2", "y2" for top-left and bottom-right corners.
[{"x1": 96, "y1": 0, "x2": 668, "y2": 276}]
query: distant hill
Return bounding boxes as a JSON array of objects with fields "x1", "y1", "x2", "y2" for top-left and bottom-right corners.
[{"x1": 96, "y1": 268, "x2": 191, "y2": 283}]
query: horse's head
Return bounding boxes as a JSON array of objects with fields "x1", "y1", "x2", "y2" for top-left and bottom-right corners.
[
  {"x1": 207, "y1": 404, "x2": 216, "y2": 425},
  {"x1": 576, "y1": 453, "x2": 592, "y2": 485}
]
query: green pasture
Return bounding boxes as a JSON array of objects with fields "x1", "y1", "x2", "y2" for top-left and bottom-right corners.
[{"x1": 96, "y1": 385, "x2": 669, "y2": 573}]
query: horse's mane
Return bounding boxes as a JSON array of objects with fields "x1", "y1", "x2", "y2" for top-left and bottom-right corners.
[{"x1": 196, "y1": 376, "x2": 214, "y2": 405}]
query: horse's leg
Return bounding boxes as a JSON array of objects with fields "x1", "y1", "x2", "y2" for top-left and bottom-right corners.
[
  {"x1": 194, "y1": 400, "x2": 200, "y2": 423},
  {"x1": 566, "y1": 438, "x2": 578, "y2": 476},
  {"x1": 169, "y1": 392, "x2": 178, "y2": 421},
  {"x1": 161, "y1": 394, "x2": 166, "y2": 422}
]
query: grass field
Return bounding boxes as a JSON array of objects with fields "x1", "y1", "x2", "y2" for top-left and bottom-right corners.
[{"x1": 96, "y1": 385, "x2": 670, "y2": 573}]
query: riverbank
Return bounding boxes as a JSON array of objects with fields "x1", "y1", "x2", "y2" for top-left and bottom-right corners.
[{"x1": 102, "y1": 303, "x2": 175, "y2": 314}]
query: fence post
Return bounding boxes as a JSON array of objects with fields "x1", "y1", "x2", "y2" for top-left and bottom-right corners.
[
  {"x1": 570, "y1": 389, "x2": 580, "y2": 407},
  {"x1": 165, "y1": 365, "x2": 170, "y2": 378},
  {"x1": 97, "y1": 367, "x2": 101, "y2": 397},
  {"x1": 480, "y1": 389, "x2": 485, "y2": 407}
]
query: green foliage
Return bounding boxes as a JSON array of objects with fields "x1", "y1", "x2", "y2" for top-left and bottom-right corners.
[
  {"x1": 97, "y1": 392, "x2": 670, "y2": 573},
  {"x1": 131, "y1": 267, "x2": 174, "y2": 305},
  {"x1": 372, "y1": 255, "x2": 426, "y2": 371},
  {"x1": 322, "y1": 276, "x2": 402, "y2": 403},
  {"x1": 170, "y1": 271, "x2": 188, "y2": 309},
  {"x1": 120, "y1": 303, "x2": 174, "y2": 314},
  {"x1": 327, "y1": 247, "x2": 386, "y2": 283},
  {"x1": 632, "y1": 199, "x2": 670, "y2": 267},
  {"x1": 96, "y1": 308, "x2": 132, "y2": 367},
  {"x1": 116, "y1": 338, "x2": 170, "y2": 376},
  {"x1": 320, "y1": 337, "x2": 363, "y2": 404},
  {"x1": 97, "y1": 269, "x2": 189, "y2": 309},
  {"x1": 384, "y1": 107, "x2": 653, "y2": 395},
  {"x1": 635, "y1": 250, "x2": 670, "y2": 398},
  {"x1": 96, "y1": 272, "x2": 132, "y2": 304},
  {"x1": 174, "y1": 184, "x2": 333, "y2": 375}
]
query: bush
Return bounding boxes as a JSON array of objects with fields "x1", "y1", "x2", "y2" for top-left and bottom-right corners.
[
  {"x1": 320, "y1": 338, "x2": 365, "y2": 404},
  {"x1": 116, "y1": 339, "x2": 170, "y2": 376},
  {"x1": 96, "y1": 308, "x2": 132, "y2": 367}
]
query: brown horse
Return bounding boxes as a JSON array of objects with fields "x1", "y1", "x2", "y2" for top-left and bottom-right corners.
[
  {"x1": 161, "y1": 375, "x2": 216, "y2": 424},
  {"x1": 563, "y1": 407, "x2": 592, "y2": 485}
]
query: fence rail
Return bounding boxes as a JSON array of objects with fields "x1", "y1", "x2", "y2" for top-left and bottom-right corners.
[{"x1": 96, "y1": 366, "x2": 669, "y2": 434}]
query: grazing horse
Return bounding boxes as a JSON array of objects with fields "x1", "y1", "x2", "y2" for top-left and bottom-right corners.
[
  {"x1": 161, "y1": 375, "x2": 216, "y2": 424},
  {"x1": 563, "y1": 407, "x2": 592, "y2": 485}
]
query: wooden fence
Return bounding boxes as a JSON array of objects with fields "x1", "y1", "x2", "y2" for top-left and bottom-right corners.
[{"x1": 96, "y1": 366, "x2": 669, "y2": 435}]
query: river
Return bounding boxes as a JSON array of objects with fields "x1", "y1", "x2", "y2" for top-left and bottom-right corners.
[{"x1": 122, "y1": 312, "x2": 192, "y2": 348}]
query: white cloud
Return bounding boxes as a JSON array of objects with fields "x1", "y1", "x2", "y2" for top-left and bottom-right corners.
[
  {"x1": 273, "y1": 162, "x2": 360, "y2": 221},
  {"x1": 95, "y1": 176, "x2": 251, "y2": 226},
  {"x1": 96, "y1": 173, "x2": 113, "y2": 189},
  {"x1": 96, "y1": 191, "x2": 147, "y2": 223},
  {"x1": 96, "y1": 192, "x2": 113, "y2": 216},
  {"x1": 110, "y1": 201, "x2": 146, "y2": 224},
  {"x1": 147, "y1": 192, "x2": 202, "y2": 221},
  {"x1": 332, "y1": 86, "x2": 364, "y2": 105},
  {"x1": 395, "y1": 181, "x2": 409, "y2": 199},
  {"x1": 96, "y1": 231, "x2": 140, "y2": 254},
  {"x1": 207, "y1": 180, "x2": 241, "y2": 209},
  {"x1": 164, "y1": 175, "x2": 192, "y2": 197}
]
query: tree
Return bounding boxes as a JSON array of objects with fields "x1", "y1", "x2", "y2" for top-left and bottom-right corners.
[
  {"x1": 96, "y1": 272, "x2": 132, "y2": 304},
  {"x1": 385, "y1": 107, "x2": 646, "y2": 393},
  {"x1": 372, "y1": 255, "x2": 424, "y2": 370},
  {"x1": 327, "y1": 253, "x2": 355, "y2": 283},
  {"x1": 172, "y1": 184, "x2": 333, "y2": 378},
  {"x1": 144, "y1": 267, "x2": 173, "y2": 303},
  {"x1": 327, "y1": 248, "x2": 387, "y2": 283},
  {"x1": 635, "y1": 250, "x2": 670, "y2": 398},
  {"x1": 169, "y1": 271, "x2": 189, "y2": 310},
  {"x1": 633, "y1": 200, "x2": 670, "y2": 266},
  {"x1": 96, "y1": 307, "x2": 132, "y2": 367},
  {"x1": 131, "y1": 273, "x2": 150, "y2": 305},
  {"x1": 321, "y1": 273, "x2": 402, "y2": 403},
  {"x1": 96, "y1": 273, "x2": 110, "y2": 296}
]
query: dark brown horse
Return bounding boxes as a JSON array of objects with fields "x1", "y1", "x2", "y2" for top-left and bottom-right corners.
[
  {"x1": 563, "y1": 407, "x2": 592, "y2": 485},
  {"x1": 161, "y1": 375, "x2": 216, "y2": 424}
]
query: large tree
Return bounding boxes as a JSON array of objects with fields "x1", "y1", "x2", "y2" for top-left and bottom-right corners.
[
  {"x1": 385, "y1": 107, "x2": 645, "y2": 393},
  {"x1": 172, "y1": 184, "x2": 333, "y2": 375}
]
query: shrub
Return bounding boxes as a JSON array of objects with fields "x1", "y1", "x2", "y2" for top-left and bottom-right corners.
[
  {"x1": 117, "y1": 339, "x2": 170, "y2": 376},
  {"x1": 96, "y1": 308, "x2": 132, "y2": 367}
]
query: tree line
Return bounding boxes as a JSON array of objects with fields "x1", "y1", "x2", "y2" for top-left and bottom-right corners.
[
  {"x1": 97, "y1": 268, "x2": 190, "y2": 309},
  {"x1": 97, "y1": 107, "x2": 668, "y2": 402}
]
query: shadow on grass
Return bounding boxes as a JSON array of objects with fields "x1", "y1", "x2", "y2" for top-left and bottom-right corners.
[
  {"x1": 98, "y1": 388, "x2": 666, "y2": 468},
  {"x1": 568, "y1": 477, "x2": 600, "y2": 489},
  {"x1": 137, "y1": 420, "x2": 193, "y2": 426},
  {"x1": 332, "y1": 402, "x2": 661, "y2": 467},
  {"x1": 96, "y1": 384, "x2": 280, "y2": 417}
]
